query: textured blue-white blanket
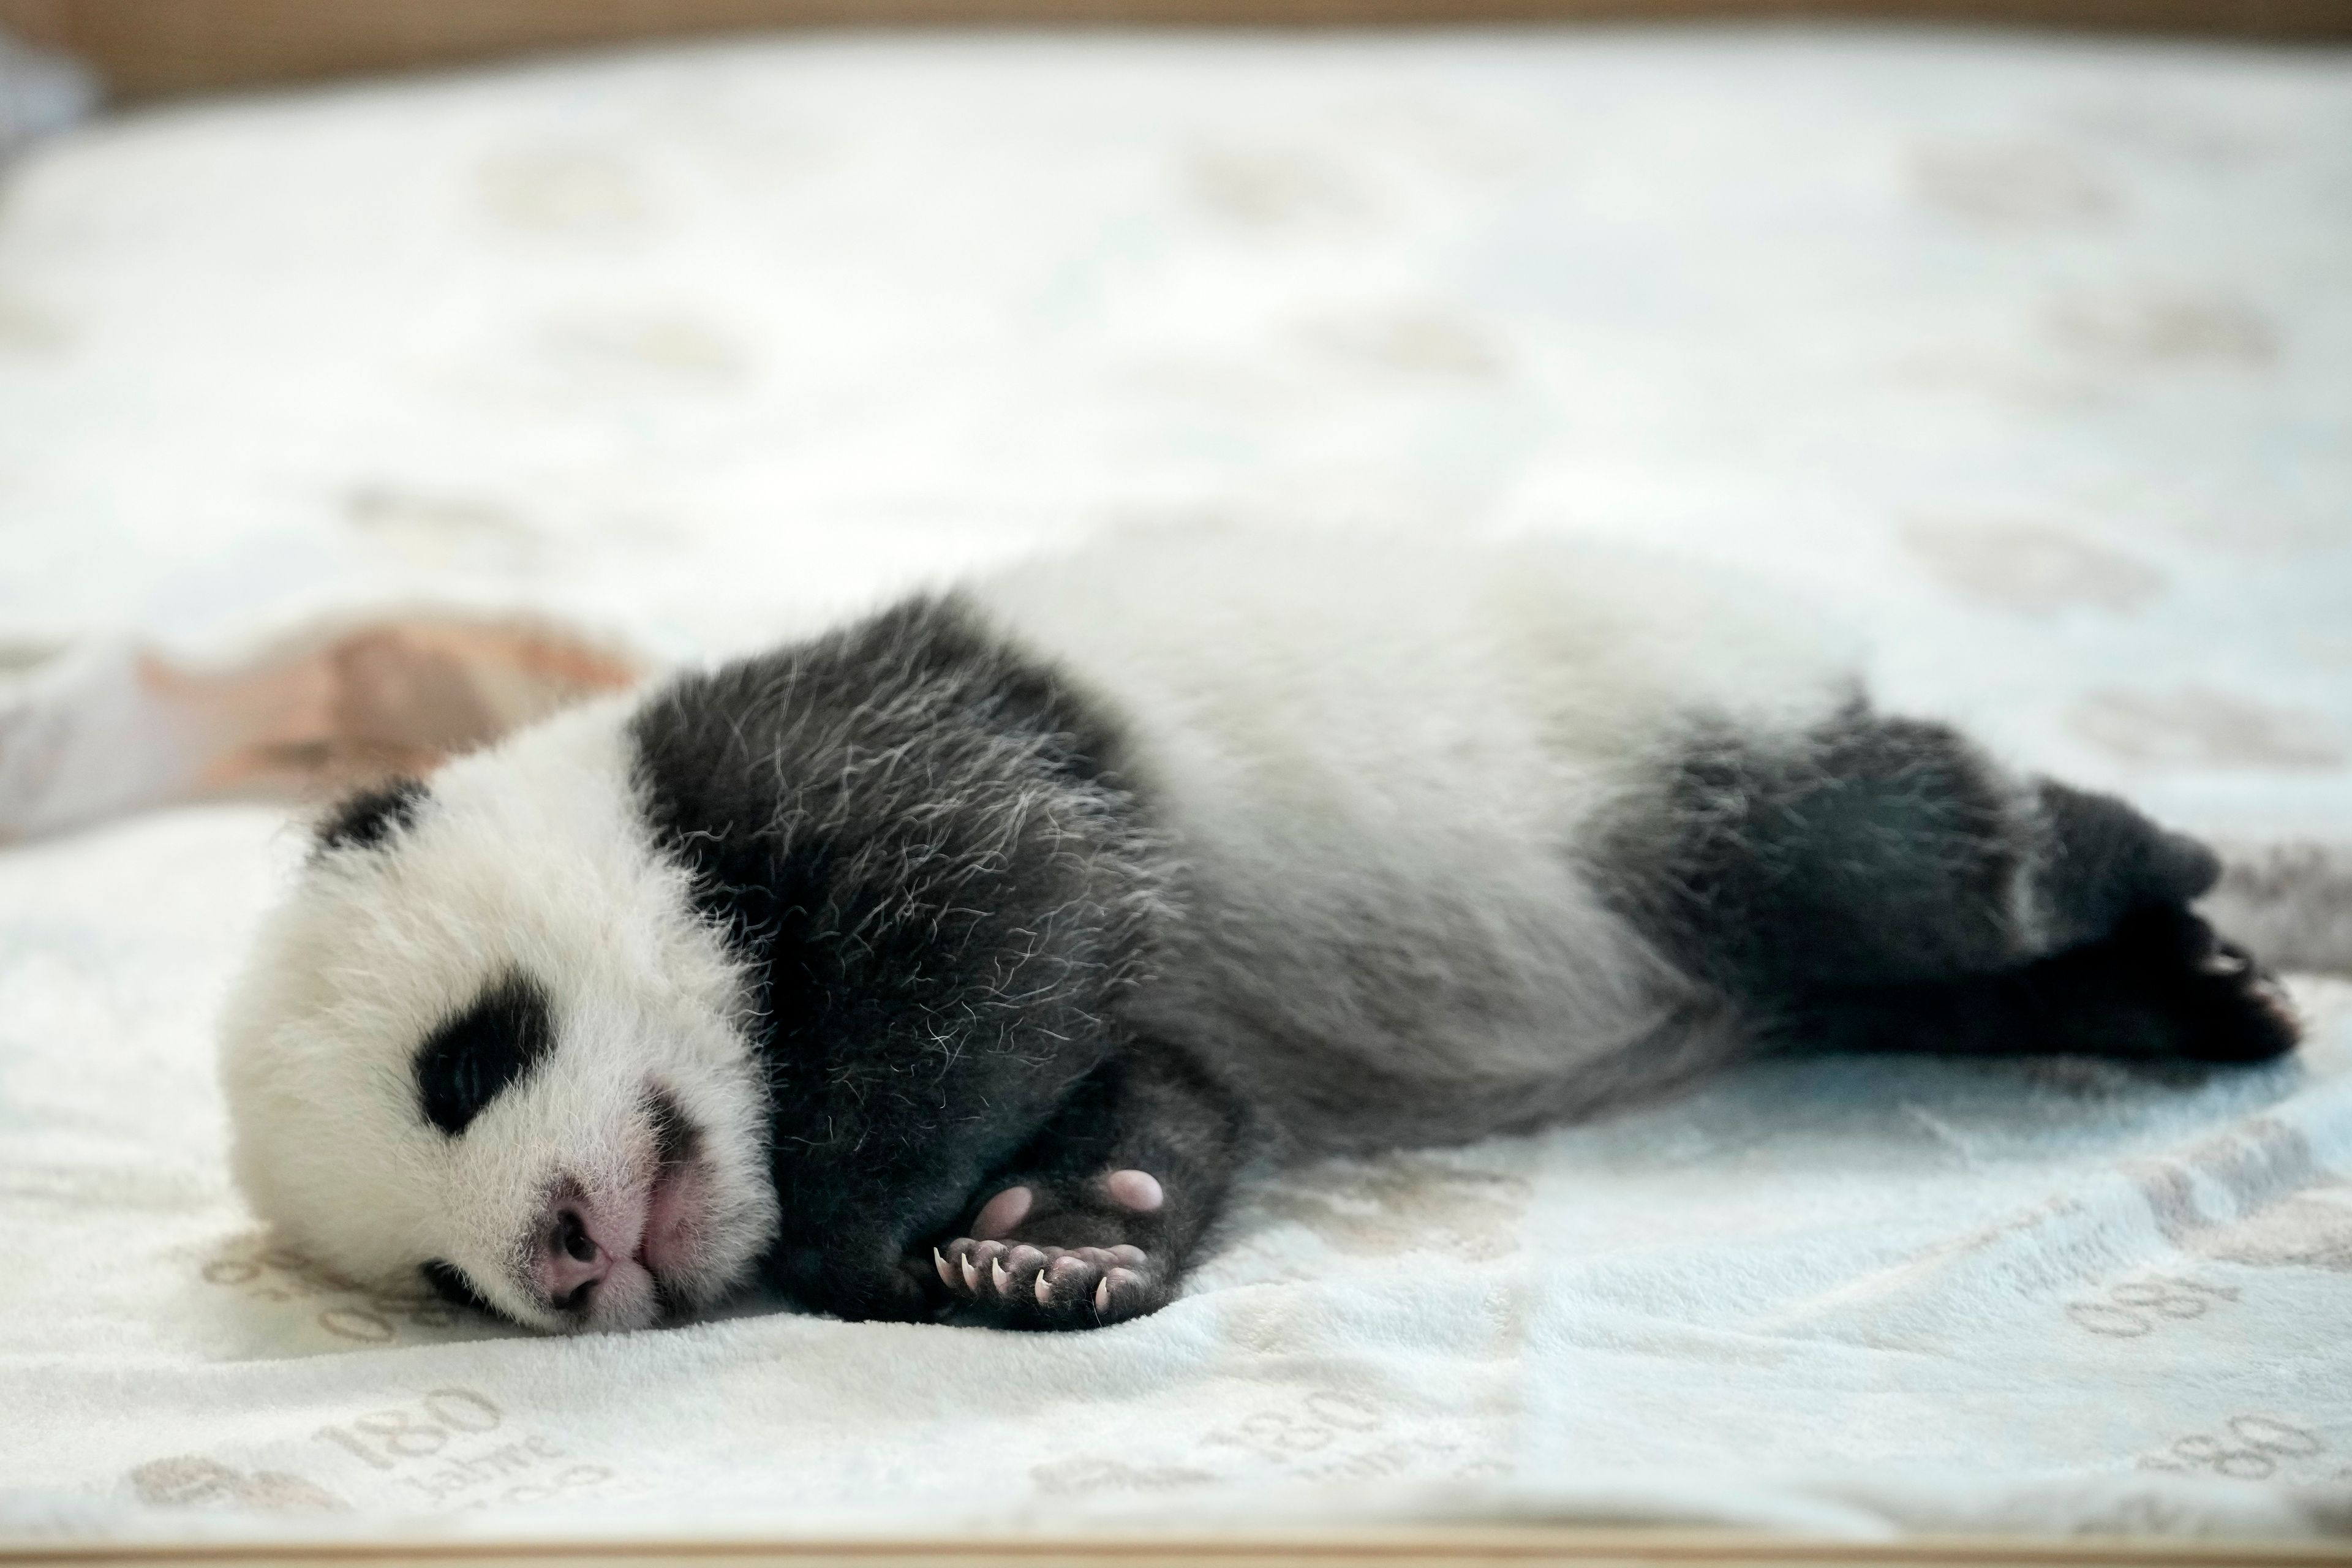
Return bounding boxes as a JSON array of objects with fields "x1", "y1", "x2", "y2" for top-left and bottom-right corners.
[{"x1": 0, "y1": 27, "x2": 2347, "y2": 1542}]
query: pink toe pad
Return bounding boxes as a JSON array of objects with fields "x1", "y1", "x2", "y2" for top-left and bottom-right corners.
[
  {"x1": 971, "y1": 1185, "x2": 1033, "y2": 1240},
  {"x1": 1105, "y1": 1169, "x2": 1164, "y2": 1212}
]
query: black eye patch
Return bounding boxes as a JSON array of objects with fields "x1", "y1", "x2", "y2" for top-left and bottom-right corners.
[{"x1": 413, "y1": 973, "x2": 555, "y2": 1136}]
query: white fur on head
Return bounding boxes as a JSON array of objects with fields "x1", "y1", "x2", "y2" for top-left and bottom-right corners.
[{"x1": 217, "y1": 696, "x2": 779, "y2": 1332}]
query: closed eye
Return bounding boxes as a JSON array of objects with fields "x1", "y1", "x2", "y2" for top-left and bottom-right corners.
[
  {"x1": 420, "y1": 1258, "x2": 502, "y2": 1318},
  {"x1": 413, "y1": 973, "x2": 556, "y2": 1136}
]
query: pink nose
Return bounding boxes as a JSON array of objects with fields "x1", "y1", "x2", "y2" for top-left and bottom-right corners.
[{"x1": 540, "y1": 1204, "x2": 612, "y2": 1308}]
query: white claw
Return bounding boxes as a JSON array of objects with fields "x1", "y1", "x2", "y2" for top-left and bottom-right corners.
[
  {"x1": 1094, "y1": 1277, "x2": 1110, "y2": 1313},
  {"x1": 960, "y1": 1256, "x2": 979, "y2": 1292},
  {"x1": 1035, "y1": 1272, "x2": 1053, "y2": 1306},
  {"x1": 933, "y1": 1248, "x2": 954, "y2": 1288},
  {"x1": 990, "y1": 1257, "x2": 1010, "y2": 1294}
]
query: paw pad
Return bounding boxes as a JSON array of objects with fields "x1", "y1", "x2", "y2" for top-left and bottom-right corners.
[
  {"x1": 970, "y1": 1185, "x2": 1033, "y2": 1239},
  {"x1": 1105, "y1": 1169, "x2": 1163, "y2": 1212}
]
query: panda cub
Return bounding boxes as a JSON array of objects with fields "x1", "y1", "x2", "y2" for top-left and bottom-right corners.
[{"x1": 217, "y1": 533, "x2": 2300, "y2": 1335}]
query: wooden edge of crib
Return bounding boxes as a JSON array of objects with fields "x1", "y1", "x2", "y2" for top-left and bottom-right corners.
[
  {"x1": 2, "y1": 0, "x2": 2349, "y2": 104},
  {"x1": 5, "y1": 1527, "x2": 2350, "y2": 1568}
]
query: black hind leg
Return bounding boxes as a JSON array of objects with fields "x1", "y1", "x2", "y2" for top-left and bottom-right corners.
[
  {"x1": 1787, "y1": 905, "x2": 2299, "y2": 1065},
  {"x1": 1611, "y1": 704, "x2": 2222, "y2": 992},
  {"x1": 1605, "y1": 702, "x2": 2294, "y2": 1064},
  {"x1": 2029, "y1": 780, "x2": 2227, "y2": 956}
]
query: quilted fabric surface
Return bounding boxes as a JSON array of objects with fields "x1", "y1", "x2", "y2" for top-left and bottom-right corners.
[{"x1": 0, "y1": 28, "x2": 2348, "y2": 1542}]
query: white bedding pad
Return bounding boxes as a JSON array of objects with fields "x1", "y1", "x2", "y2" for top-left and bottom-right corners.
[{"x1": 1, "y1": 27, "x2": 2349, "y2": 1542}]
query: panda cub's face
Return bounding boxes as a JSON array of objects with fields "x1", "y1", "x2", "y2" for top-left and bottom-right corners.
[{"x1": 218, "y1": 699, "x2": 779, "y2": 1333}]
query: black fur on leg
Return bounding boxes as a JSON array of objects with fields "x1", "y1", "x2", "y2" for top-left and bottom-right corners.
[
  {"x1": 1602, "y1": 705, "x2": 2037, "y2": 996},
  {"x1": 2030, "y1": 780, "x2": 2222, "y2": 952},
  {"x1": 931, "y1": 1042, "x2": 1246, "y2": 1330},
  {"x1": 1782, "y1": 906, "x2": 2299, "y2": 1065},
  {"x1": 1602, "y1": 703, "x2": 2237, "y2": 1005}
]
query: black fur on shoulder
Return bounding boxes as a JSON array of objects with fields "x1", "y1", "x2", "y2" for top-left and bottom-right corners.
[
  {"x1": 314, "y1": 778, "x2": 429, "y2": 855},
  {"x1": 627, "y1": 593, "x2": 1169, "y2": 1322}
]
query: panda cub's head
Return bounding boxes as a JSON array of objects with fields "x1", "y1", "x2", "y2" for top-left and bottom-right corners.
[{"x1": 218, "y1": 698, "x2": 779, "y2": 1333}]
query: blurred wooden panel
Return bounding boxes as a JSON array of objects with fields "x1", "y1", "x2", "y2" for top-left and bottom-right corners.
[
  {"x1": 10, "y1": 1532, "x2": 2352, "y2": 1568},
  {"x1": 2, "y1": 0, "x2": 2348, "y2": 100}
]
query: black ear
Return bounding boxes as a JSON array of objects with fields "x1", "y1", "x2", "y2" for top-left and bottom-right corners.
[{"x1": 315, "y1": 778, "x2": 429, "y2": 854}]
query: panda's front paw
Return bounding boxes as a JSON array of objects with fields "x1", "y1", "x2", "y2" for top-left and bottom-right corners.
[
  {"x1": 925, "y1": 1169, "x2": 1173, "y2": 1329},
  {"x1": 933, "y1": 1237, "x2": 1164, "y2": 1326}
]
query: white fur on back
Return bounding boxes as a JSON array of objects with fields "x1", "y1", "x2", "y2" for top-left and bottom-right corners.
[
  {"x1": 970, "y1": 533, "x2": 1860, "y2": 1143},
  {"x1": 975, "y1": 532, "x2": 1853, "y2": 827}
]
